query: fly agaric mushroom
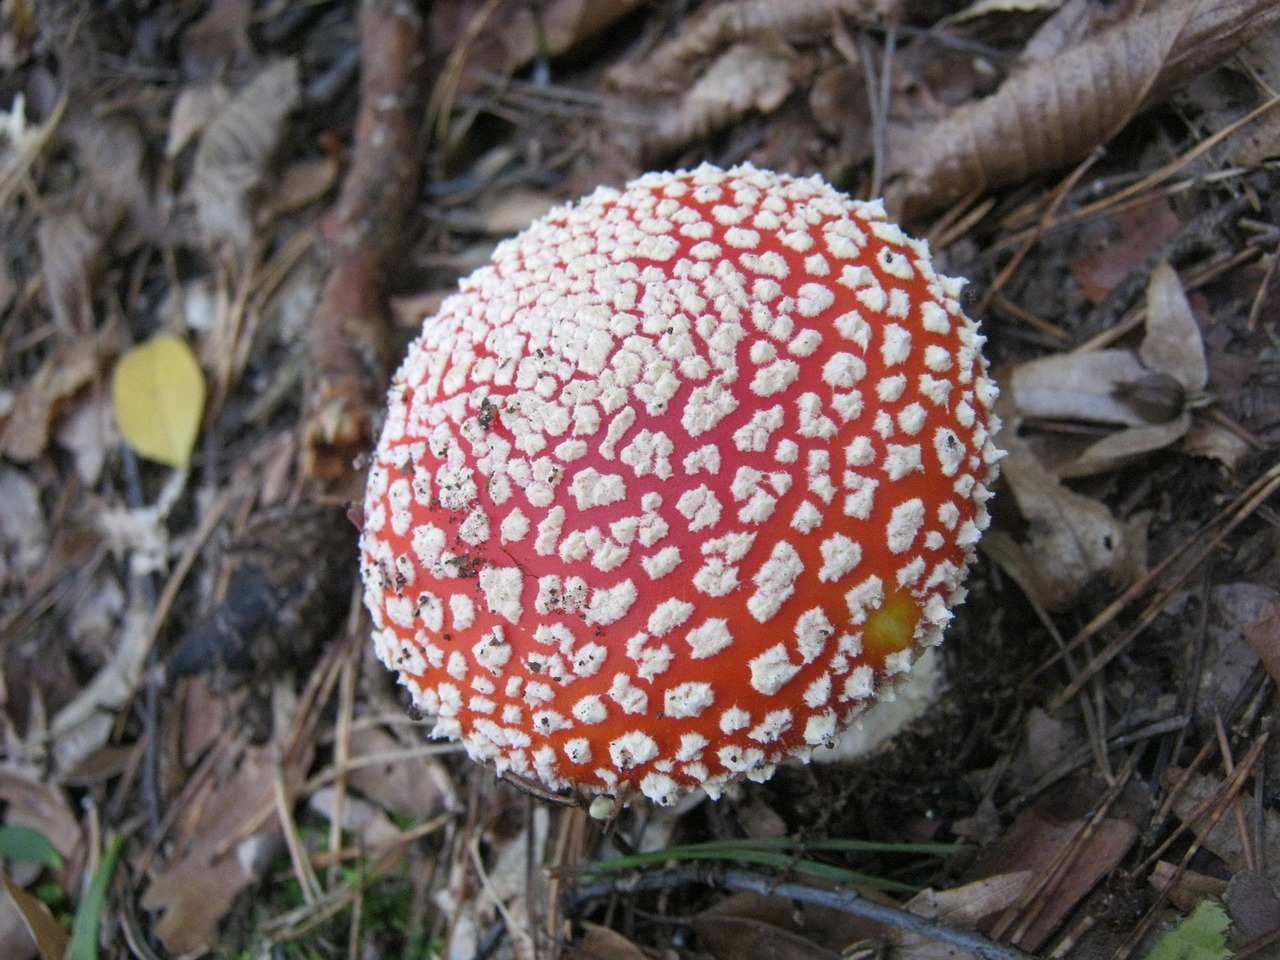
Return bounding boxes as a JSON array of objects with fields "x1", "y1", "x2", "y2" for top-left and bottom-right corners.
[{"x1": 360, "y1": 163, "x2": 1001, "y2": 810}]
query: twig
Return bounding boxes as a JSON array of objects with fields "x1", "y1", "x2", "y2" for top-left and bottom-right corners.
[
  {"x1": 568, "y1": 864, "x2": 1035, "y2": 960},
  {"x1": 304, "y1": 0, "x2": 426, "y2": 487}
]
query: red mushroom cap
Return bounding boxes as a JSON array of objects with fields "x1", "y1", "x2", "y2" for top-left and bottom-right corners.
[{"x1": 361, "y1": 163, "x2": 1001, "y2": 807}]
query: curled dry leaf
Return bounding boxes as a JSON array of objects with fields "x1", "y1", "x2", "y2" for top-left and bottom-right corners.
[
  {"x1": 887, "y1": 0, "x2": 1280, "y2": 219},
  {"x1": 2, "y1": 871, "x2": 63, "y2": 960},
  {"x1": 644, "y1": 40, "x2": 797, "y2": 157},
  {"x1": 165, "y1": 83, "x2": 232, "y2": 159},
  {"x1": 0, "y1": 467, "x2": 46, "y2": 581},
  {"x1": 1011, "y1": 349, "x2": 1152, "y2": 428},
  {"x1": 563, "y1": 923, "x2": 648, "y2": 960},
  {"x1": 35, "y1": 209, "x2": 105, "y2": 332},
  {"x1": 68, "y1": 111, "x2": 155, "y2": 243},
  {"x1": 0, "y1": 326, "x2": 118, "y2": 463},
  {"x1": 1141, "y1": 260, "x2": 1208, "y2": 392},
  {"x1": 613, "y1": 0, "x2": 896, "y2": 88},
  {"x1": 1006, "y1": 261, "x2": 1213, "y2": 477},
  {"x1": 498, "y1": 0, "x2": 646, "y2": 67},
  {"x1": 900, "y1": 872, "x2": 1033, "y2": 960},
  {"x1": 981, "y1": 419, "x2": 1147, "y2": 611},
  {"x1": 192, "y1": 58, "x2": 300, "y2": 255},
  {"x1": 951, "y1": 0, "x2": 1061, "y2": 23}
]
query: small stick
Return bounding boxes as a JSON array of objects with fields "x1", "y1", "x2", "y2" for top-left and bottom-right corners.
[
  {"x1": 569, "y1": 863, "x2": 1034, "y2": 960},
  {"x1": 305, "y1": 0, "x2": 426, "y2": 486}
]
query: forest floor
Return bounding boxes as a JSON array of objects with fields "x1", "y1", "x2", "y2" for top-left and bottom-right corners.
[{"x1": 1, "y1": 1, "x2": 1280, "y2": 958}]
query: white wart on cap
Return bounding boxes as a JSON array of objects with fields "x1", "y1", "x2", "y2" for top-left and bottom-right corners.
[{"x1": 360, "y1": 162, "x2": 1002, "y2": 807}]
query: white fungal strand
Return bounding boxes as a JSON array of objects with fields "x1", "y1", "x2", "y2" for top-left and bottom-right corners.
[{"x1": 361, "y1": 162, "x2": 1002, "y2": 805}]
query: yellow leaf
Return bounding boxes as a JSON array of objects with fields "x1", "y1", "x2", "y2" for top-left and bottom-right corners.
[{"x1": 111, "y1": 334, "x2": 206, "y2": 468}]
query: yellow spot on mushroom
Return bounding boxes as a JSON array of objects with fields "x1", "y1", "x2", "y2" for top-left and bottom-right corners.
[{"x1": 864, "y1": 591, "x2": 919, "y2": 662}]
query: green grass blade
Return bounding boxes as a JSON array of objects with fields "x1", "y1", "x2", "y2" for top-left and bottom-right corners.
[
  {"x1": 0, "y1": 825, "x2": 63, "y2": 868},
  {"x1": 69, "y1": 834, "x2": 124, "y2": 960}
]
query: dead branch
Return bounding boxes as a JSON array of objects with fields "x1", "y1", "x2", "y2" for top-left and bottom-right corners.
[
  {"x1": 304, "y1": 0, "x2": 426, "y2": 488},
  {"x1": 568, "y1": 864, "x2": 1035, "y2": 960}
]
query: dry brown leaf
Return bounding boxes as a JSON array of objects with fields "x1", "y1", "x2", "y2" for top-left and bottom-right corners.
[
  {"x1": 692, "y1": 894, "x2": 845, "y2": 960},
  {"x1": 0, "y1": 327, "x2": 117, "y2": 462},
  {"x1": 1230, "y1": 98, "x2": 1280, "y2": 165},
  {"x1": 1163, "y1": 583, "x2": 1275, "y2": 726},
  {"x1": 477, "y1": 187, "x2": 558, "y2": 236},
  {"x1": 563, "y1": 922, "x2": 648, "y2": 960},
  {"x1": 981, "y1": 425, "x2": 1147, "y2": 610},
  {"x1": 0, "y1": 894, "x2": 37, "y2": 960},
  {"x1": 1024, "y1": 708, "x2": 1074, "y2": 783},
  {"x1": 1162, "y1": 766, "x2": 1280, "y2": 887},
  {"x1": 498, "y1": 0, "x2": 647, "y2": 67},
  {"x1": 68, "y1": 111, "x2": 155, "y2": 241},
  {"x1": 35, "y1": 209, "x2": 105, "y2": 332},
  {"x1": 1149, "y1": 860, "x2": 1229, "y2": 913},
  {"x1": 906, "y1": 872, "x2": 1032, "y2": 926},
  {"x1": 307, "y1": 787, "x2": 401, "y2": 850},
  {"x1": 52, "y1": 394, "x2": 115, "y2": 485},
  {"x1": 888, "y1": 0, "x2": 1280, "y2": 219},
  {"x1": 693, "y1": 890, "x2": 886, "y2": 956},
  {"x1": 899, "y1": 872, "x2": 1033, "y2": 960},
  {"x1": 1179, "y1": 421, "x2": 1252, "y2": 470},
  {"x1": 271, "y1": 155, "x2": 341, "y2": 217},
  {"x1": 1, "y1": 872, "x2": 65, "y2": 960},
  {"x1": 1069, "y1": 198, "x2": 1183, "y2": 303},
  {"x1": 645, "y1": 40, "x2": 797, "y2": 157},
  {"x1": 1061, "y1": 414, "x2": 1191, "y2": 478},
  {"x1": 0, "y1": 768, "x2": 82, "y2": 869},
  {"x1": 1005, "y1": 262, "x2": 1211, "y2": 477},
  {"x1": 0, "y1": 467, "x2": 46, "y2": 582},
  {"x1": 1224, "y1": 871, "x2": 1280, "y2": 943},
  {"x1": 1239, "y1": 595, "x2": 1280, "y2": 690},
  {"x1": 969, "y1": 791, "x2": 1139, "y2": 951},
  {"x1": 343, "y1": 726, "x2": 461, "y2": 823},
  {"x1": 192, "y1": 58, "x2": 300, "y2": 254},
  {"x1": 615, "y1": 0, "x2": 896, "y2": 87},
  {"x1": 1010, "y1": 349, "x2": 1152, "y2": 427},
  {"x1": 1141, "y1": 261, "x2": 1208, "y2": 392},
  {"x1": 951, "y1": 0, "x2": 1060, "y2": 23},
  {"x1": 142, "y1": 740, "x2": 311, "y2": 953},
  {"x1": 180, "y1": 0, "x2": 253, "y2": 79},
  {"x1": 693, "y1": 911, "x2": 842, "y2": 960},
  {"x1": 42, "y1": 598, "x2": 154, "y2": 774},
  {"x1": 165, "y1": 83, "x2": 233, "y2": 159},
  {"x1": 1020, "y1": 0, "x2": 1109, "y2": 62}
]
